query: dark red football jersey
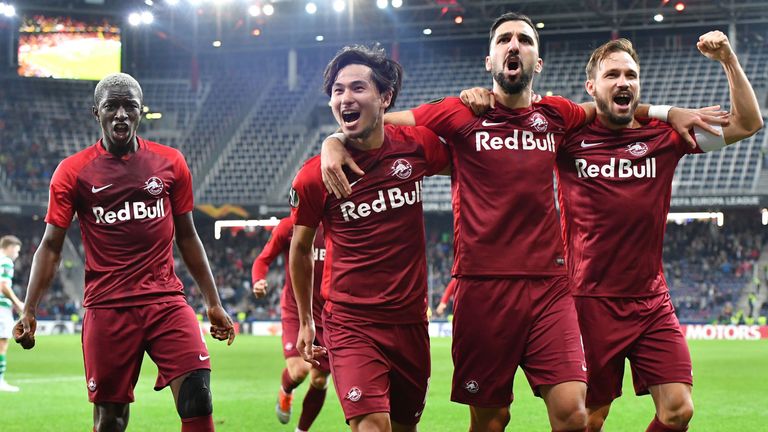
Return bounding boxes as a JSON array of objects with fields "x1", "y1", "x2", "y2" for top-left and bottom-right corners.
[
  {"x1": 557, "y1": 118, "x2": 720, "y2": 297},
  {"x1": 412, "y1": 96, "x2": 586, "y2": 277},
  {"x1": 251, "y1": 217, "x2": 326, "y2": 321},
  {"x1": 46, "y1": 137, "x2": 193, "y2": 308},
  {"x1": 291, "y1": 125, "x2": 449, "y2": 324}
]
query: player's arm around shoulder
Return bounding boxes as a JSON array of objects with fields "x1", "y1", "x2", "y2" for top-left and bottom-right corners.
[
  {"x1": 174, "y1": 212, "x2": 235, "y2": 345},
  {"x1": 698, "y1": 30, "x2": 763, "y2": 144}
]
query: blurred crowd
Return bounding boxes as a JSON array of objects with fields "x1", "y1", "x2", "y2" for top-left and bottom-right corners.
[{"x1": 2, "y1": 213, "x2": 765, "y2": 324}]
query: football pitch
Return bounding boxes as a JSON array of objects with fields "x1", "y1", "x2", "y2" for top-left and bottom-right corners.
[{"x1": 1, "y1": 335, "x2": 766, "y2": 431}]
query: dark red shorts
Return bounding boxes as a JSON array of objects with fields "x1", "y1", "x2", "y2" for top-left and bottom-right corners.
[
  {"x1": 451, "y1": 276, "x2": 586, "y2": 407},
  {"x1": 282, "y1": 316, "x2": 330, "y2": 373},
  {"x1": 575, "y1": 292, "x2": 693, "y2": 408},
  {"x1": 82, "y1": 301, "x2": 210, "y2": 404},
  {"x1": 323, "y1": 312, "x2": 430, "y2": 425}
]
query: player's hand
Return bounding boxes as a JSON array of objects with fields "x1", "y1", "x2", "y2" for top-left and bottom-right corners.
[
  {"x1": 321, "y1": 135, "x2": 363, "y2": 199},
  {"x1": 252, "y1": 279, "x2": 268, "y2": 298},
  {"x1": 668, "y1": 105, "x2": 730, "y2": 148},
  {"x1": 296, "y1": 321, "x2": 327, "y2": 367},
  {"x1": 435, "y1": 302, "x2": 447, "y2": 317},
  {"x1": 697, "y1": 31, "x2": 735, "y2": 63},
  {"x1": 13, "y1": 313, "x2": 37, "y2": 350},
  {"x1": 207, "y1": 305, "x2": 236, "y2": 345},
  {"x1": 459, "y1": 87, "x2": 495, "y2": 116}
]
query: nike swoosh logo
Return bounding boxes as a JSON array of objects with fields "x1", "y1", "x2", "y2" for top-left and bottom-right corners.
[
  {"x1": 481, "y1": 120, "x2": 505, "y2": 127},
  {"x1": 199, "y1": 354, "x2": 210, "y2": 361},
  {"x1": 580, "y1": 141, "x2": 604, "y2": 148},
  {"x1": 349, "y1": 177, "x2": 364, "y2": 188},
  {"x1": 91, "y1": 184, "x2": 113, "y2": 193}
]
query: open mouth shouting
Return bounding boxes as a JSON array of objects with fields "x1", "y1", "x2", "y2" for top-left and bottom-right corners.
[
  {"x1": 341, "y1": 109, "x2": 361, "y2": 127},
  {"x1": 612, "y1": 91, "x2": 633, "y2": 110}
]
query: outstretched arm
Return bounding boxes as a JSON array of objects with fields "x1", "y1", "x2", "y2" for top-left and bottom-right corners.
[
  {"x1": 14, "y1": 224, "x2": 67, "y2": 349},
  {"x1": 175, "y1": 212, "x2": 235, "y2": 345}
]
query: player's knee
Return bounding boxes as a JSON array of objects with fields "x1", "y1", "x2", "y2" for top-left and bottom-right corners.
[
  {"x1": 176, "y1": 369, "x2": 213, "y2": 419},
  {"x1": 586, "y1": 414, "x2": 606, "y2": 432},
  {"x1": 287, "y1": 360, "x2": 311, "y2": 382},
  {"x1": 471, "y1": 407, "x2": 510, "y2": 432},
  {"x1": 94, "y1": 404, "x2": 129, "y2": 432},
  {"x1": 552, "y1": 403, "x2": 588, "y2": 430},
  {"x1": 658, "y1": 398, "x2": 694, "y2": 428},
  {"x1": 309, "y1": 372, "x2": 328, "y2": 390}
]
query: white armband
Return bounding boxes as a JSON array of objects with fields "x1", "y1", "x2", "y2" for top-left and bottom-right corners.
[
  {"x1": 648, "y1": 105, "x2": 673, "y2": 122},
  {"x1": 693, "y1": 125, "x2": 726, "y2": 152},
  {"x1": 328, "y1": 132, "x2": 346, "y2": 143}
]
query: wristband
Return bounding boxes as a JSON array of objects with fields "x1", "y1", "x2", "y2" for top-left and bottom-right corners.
[{"x1": 648, "y1": 105, "x2": 673, "y2": 122}]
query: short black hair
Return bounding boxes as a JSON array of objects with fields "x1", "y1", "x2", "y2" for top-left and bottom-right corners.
[
  {"x1": 322, "y1": 44, "x2": 403, "y2": 112},
  {"x1": 489, "y1": 12, "x2": 539, "y2": 47},
  {"x1": 93, "y1": 73, "x2": 143, "y2": 106}
]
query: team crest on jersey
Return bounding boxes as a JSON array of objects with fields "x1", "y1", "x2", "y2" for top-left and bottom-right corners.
[
  {"x1": 528, "y1": 112, "x2": 549, "y2": 132},
  {"x1": 284, "y1": 342, "x2": 294, "y2": 352},
  {"x1": 143, "y1": 176, "x2": 164, "y2": 196},
  {"x1": 464, "y1": 380, "x2": 479, "y2": 394},
  {"x1": 390, "y1": 159, "x2": 413, "y2": 179},
  {"x1": 427, "y1": 97, "x2": 445, "y2": 104},
  {"x1": 88, "y1": 378, "x2": 97, "y2": 392},
  {"x1": 346, "y1": 387, "x2": 362, "y2": 402},
  {"x1": 289, "y1": 188, "x2": 300, "y2": 208},
  {"x1": 627, "y1": 142, "x2": 649, "y2": 157}
]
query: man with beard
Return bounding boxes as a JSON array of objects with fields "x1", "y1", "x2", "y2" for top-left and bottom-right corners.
[
  {"x1": 318, "y1": 12, "x2": 723, "y2": 432},
  {"x1": 556, "y1": 33, "x2": 761, "y2": 432}
]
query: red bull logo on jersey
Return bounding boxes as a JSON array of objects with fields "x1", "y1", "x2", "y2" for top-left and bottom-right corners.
[
  {"x1": 475, "y1": 130, "x2": 556, "y2": 153},
  {"x1": 627, "y1": 142, "x2": 649, "y2": 157},
  {"x1": 92, "y1": 199, "x2": 167, "y2": 224},
  {"x1": 143, "y1": 176, "x2": 164, "y2": 196},
  {"x1": 529, "y1": 112, "x2": 549, "y2": 132},
  {"x1": 390, "y1": 159, "x2": 413, "y2": 179},
  {"x1": 339, "y1": 180, "x2": 422, "y2": 222},
  {"x1": 575, "y1": 158, "x2": 657, "y2": 179}
]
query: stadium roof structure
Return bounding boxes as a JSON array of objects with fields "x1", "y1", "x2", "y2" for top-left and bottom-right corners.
[{"x1": 15, "y1": 0, "x2": 768, "y2": 47}]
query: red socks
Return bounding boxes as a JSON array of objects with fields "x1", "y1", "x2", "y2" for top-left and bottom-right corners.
[
  {"x1": 181, "y1": 415, "x2": 214, "y2": 432},
  {"x1": 297, "y1": 384, "x2": 327, "y2": 431},
  {"x1": 281, "y1": 368, "x2": 300, "y2": 393},
  {"x1": 646, "y1": 416, "x2": 688, "y2": 432}
]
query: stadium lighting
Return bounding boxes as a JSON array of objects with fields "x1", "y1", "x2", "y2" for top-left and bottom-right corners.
[
  {"x1": 332, "y1": 0, "x2": 345, "y2": 12},
  {"x1": 212, "y1": 40, "x2": 222, "y2": 47},
  {"x1": 55, "y1": 23, "x2": 64, "y2": 31},
  {"x1": 423, "y1": 28, "x2": 432, "y2": 35},
  {"x1": 144, "y1": 0, "x2": 154, "y2": 6},
  {"x1": 263, "y1": 3, "x2": 275, "y2": 16},
  {"x1": 0, "y1": 3, "x2": 16, "y2": 18},
  {"x1": 454, "y1": 15, "x2": 463, "y2": 24},
  {"x1": 188, "y1": 0, "x2": 202, "y2": 5},
  {"x1": 536, "y1": 22, "x2": 544, "y2": 29},
  {"x1": 128, "y1": 13, "x2": 142, "y2": 26},
  {"x1": 675, "y1": 2, "x2": 685, "y2": 12},
  {"x1": 376, "y1": 0, "x2": 387, "y2": 9},
  {"x1": 166, "y1": 0, "x2": 180, "y2": 5},
  {"x1": 315, "y1": 35, "x2": 324, "y2": 41},
  {"x1": 391, "y1": 0, "x2": 403, "y2": 8},
  {"x1": 305, "y1": 2, "x2": 317, "y2": 14},
  {"x1": 762, "y1": 209, "x2": 768, "y2": 225},
  {"x1": 251, "y1": 28, "x2": 261, "y2": 36},
  {"x1": 654, "y1": 13, "x2": 664, "y2": 22},
  {"x1": 248, "y1": 5, "x2": 261, "y2": 16},
  {"x1": 141, "y1": 11, "x2": 154, "y2": 24}
]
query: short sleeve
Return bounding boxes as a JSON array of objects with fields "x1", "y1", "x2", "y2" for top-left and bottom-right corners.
[
  {"x1": 45, "y1": 160, "x2": 77, "y2": 229},
  {"x1": 171, "y1": 151, "x2": 194, "y2": 215},
  {"x1": 413, "y1": 126, "x2": 450, "y2": 176},
  {"x1": 411, "y1": 97, "x2": 477, "y2": 139},
  {"x1": 290, "y1": 159, "x2": 326, "y2": 229},
  {"x1": 545, "y1": 96, "x2": 587, "y2": 132}
]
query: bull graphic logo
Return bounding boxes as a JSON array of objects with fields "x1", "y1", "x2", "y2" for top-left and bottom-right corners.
[
  {"x1": 529, "y1": 112, "x2": 549, "y2": 132},
  {"x1": 143, "y1": 176, "x2": 164, "y2": 196},
  {"x1": 464, "y1": 380, "x2": 479, "y2": 394},
  {"x1": 346, "y1": 387, "x2": 362, "y2": 402},
  {"x1": 390, "y1": 159, "x2": 413, "y2": 180},
  {"x1": 88, "y1": 378, "x2": 97, "y2": 392},
  {"x1": 627, "y1": 142, "x2": 649, "y2": 157}
]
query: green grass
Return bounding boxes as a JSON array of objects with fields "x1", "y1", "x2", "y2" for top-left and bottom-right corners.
[{"x1": 1, "y1": 335, "x2": 766, "y2": 431}]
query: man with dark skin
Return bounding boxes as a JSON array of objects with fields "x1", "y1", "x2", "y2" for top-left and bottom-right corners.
[{"x1": 14, "y1": 73, "x2": 235, "y2": 432}]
